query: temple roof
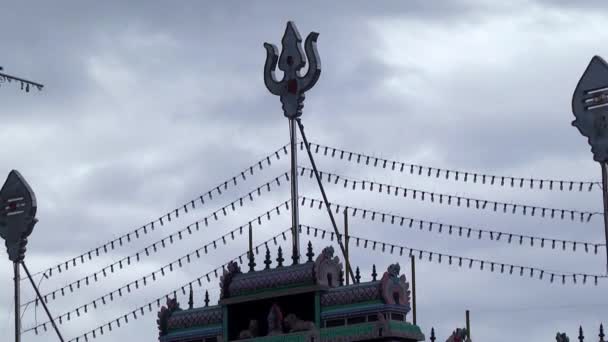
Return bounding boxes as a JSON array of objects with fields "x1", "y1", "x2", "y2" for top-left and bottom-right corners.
[{"x1": 219, "y1": 246, "x2": 343, "y2": 303}]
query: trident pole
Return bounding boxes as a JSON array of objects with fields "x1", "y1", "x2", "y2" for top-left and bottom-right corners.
[
  {"x1": 601, "y1": 163, "x2": 608, "y2": 274},
  {"x1": 289, "y1": 118, "x2": 300, "y2": 264},
  {"x1": 411, "y1": 254, "x2": 417, "y2": 325},
  {"x1": 263, "y1": 21, "x2": 322, "y2": 266},
  {"x1": 466, "y1": 309, "x2": 471, "y2": 340},
  {"x1": 14, "y1": 262, "x2": 20, "y2": 342},
  {"x1": 571, "y1": 55, "x2": 608, "y2": 275}
]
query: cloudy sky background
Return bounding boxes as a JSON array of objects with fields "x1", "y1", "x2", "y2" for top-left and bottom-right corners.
[{"x1": 1, "y1": 1, "x2": 608, "y2": 341}]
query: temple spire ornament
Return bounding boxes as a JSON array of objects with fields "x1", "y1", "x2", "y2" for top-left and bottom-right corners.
[{"x1": 263, "y1": 21, "x2": 321, "y2": 119}]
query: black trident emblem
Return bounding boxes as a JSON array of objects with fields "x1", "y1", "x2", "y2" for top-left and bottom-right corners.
[
  {"x1": 0, "y1": 170, "x2": 37, "y2": 262},
  {"x1": 263, "y1": 21, "x2": 321, "y2": 118}
]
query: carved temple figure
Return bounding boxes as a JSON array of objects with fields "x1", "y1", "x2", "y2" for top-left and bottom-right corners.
[
  {"x1": 314, "y1": 246, "x2": 342, "y2": 287},
  {"x1": 238, "y1": 320, "x2": 259, "y2": 340},
  {"x1": 556, "y1": 332, "x2": 570, "y2": 342},
  {"x1": 380, "y1": 263, "x2": 411, "y2": 308},
  {"x1": 263, "y1": 21, "x2": 321, "y2": 119},
  {"x1": 157, "y1": 297, "x2": 181, "y2": 338},
  {"x1": 267, "y1": 303, "x2": 284, "y2": 336},
  {"x1": 284, "y1": 314, "x2": 315, "y2": 333},
  {"x1": 446, "y1": 328, "x2": 471, "y2": 342},
  {"x1": 220, "y1": 261, "x2": 241, "y2": 299}
]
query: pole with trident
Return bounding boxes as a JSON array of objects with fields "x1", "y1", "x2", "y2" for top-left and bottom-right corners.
[
  {"x1": 0, "y1": 171, "x2": 64, "y2": 342},
  {"x1": 572, "y1": 55, "x2": 608, "y2": 275},
  {"x1": 263, "y1": 21, "x2": 355, "y2": 283}
]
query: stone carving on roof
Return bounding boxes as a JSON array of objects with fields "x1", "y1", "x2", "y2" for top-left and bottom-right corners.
[
  {"x1": 314, "y1": 246, "x2": 342, "y2": 288},
  {"x1": 284, "y1": 313, "x2": 315, "y2": 333},
  {"x1": 267, "y1": 303, "x2": 284, "y2": 336},
  {"x1": 380, "y1": 263, "x2": 410, "y2": 309},
  {"x1": 157, "y1": 297, "x2": 181, "y2": 338},
  {"x1": 556, "y1": 332, "x2": 570, "y2": 342},
  {"x1": 238, "y1": 320, "x2": 260, "y2": 340},
  {"x1": 220, "y1": 261, "x2": 241, "y2": 299},
  {"x1": 446, "y1": 328, "x2": 470, "y2": 342}
]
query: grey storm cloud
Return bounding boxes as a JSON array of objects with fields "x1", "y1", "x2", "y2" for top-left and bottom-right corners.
[{"x1": 1, "y1": 1, "x2": 607, "y2": 342}]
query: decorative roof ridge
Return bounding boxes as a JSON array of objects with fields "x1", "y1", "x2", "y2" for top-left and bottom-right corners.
[
  {"x1": 234, "y1": 261, "x2": 313, "y2": 278},
  {"x1": 171, "y1": 305, "x2": 221, "y2": 316},
  {"x1": 329, "y1": 280, "x2": 381, "y2": 290}
]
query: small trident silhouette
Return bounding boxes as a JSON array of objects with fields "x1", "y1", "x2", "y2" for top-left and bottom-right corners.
[{"x1": 263, "y1": 21, "x2": 321, "y2": 118}]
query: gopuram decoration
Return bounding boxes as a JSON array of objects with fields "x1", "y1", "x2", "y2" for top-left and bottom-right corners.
[
  {"x1": 555, "y1": 332, "x2": 570, "y2": 342},
  {"x1": 445, "y1": 328, "x2": 471, "y2": 342},
  {"x1": 155, "y1": 20, "x2": 425, "y2": 342},
  {"x1": 156, "y1": 242, "x2": 423, "y2": 342}
]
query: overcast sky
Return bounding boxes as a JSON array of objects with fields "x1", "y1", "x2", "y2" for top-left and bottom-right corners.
[{"x1": 1, "y1": 1, "x2": 608, "y2": 341}]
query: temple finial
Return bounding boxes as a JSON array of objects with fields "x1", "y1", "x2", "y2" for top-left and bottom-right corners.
[
  {"x1": 276, "y1": 246, "x2": 284, "y2": 267},
  {"x1": 264, "y1": 247, "x2": 272, "y2": 269},
  {"x1": 306, "y1": 241, "x2": 314, "y2": 262},
  {"x1": 248, "y1": 251, "x2": 256, "y2": 272}
]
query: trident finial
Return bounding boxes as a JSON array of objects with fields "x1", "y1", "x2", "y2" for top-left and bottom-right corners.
[{"x1": 263, "y1": 21, "x2": 321, "y2": 118}]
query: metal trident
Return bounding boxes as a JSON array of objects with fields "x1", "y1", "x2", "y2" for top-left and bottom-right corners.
[{"x1": 263, "y1": 21, "x2": 321, "y2": 118}]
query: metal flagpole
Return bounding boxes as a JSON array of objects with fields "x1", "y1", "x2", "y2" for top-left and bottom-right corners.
[
  {"x1": 289, "y1": 118, "x2": 300, "y2": 264},
  {"x1": 411, "y1": 254, "x2": 417, "y2": 325},
  {"x1": 21, "y1": 262, "x2": 65, "y2": 342},
  {"x1": 14, "y1": 262, "x2": 20, "y2": 342},
  {"x1": 344, "y1": 208, "x2": 350, "y2": 286},
  {"x1": 466, "y1": 309, "x2": 471, "y2": 340},
  {"x1": 601, "y1": 163, "x2": 608, "y2": 274}
]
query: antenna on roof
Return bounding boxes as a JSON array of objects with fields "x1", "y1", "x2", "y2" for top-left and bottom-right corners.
[{"x1": 263, "y1": 21, "x2": 355, "y2": 283}]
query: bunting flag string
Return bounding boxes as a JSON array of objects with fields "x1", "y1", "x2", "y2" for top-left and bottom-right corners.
[
  {"x1": 23, "y1": 205, "x2": 292, "y2": 335},
  {"x1": 29, "y1": 168, "x2": 290, "y2": 281},
  {"x1": 300, "y1": 224, "x2": 608, "y2": 286},
  {"x1": 0, "y1": 69, "x2": 44, "y2": 92},
  {"x1": 300, "y1": 196, "x2": 606, "y2": 253},
  {"x1": 21, "y1": 192, "x2": 288, "y2": 307},
  {"x1": 48, "y1": 228, "x2": 292, "y2": 342},
  {"x1": 302, "y1": 141, "x2": 602, "y2": 192},
  {"x1": 298, "y1": 167, "x2": 603, "y2": 222}
]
